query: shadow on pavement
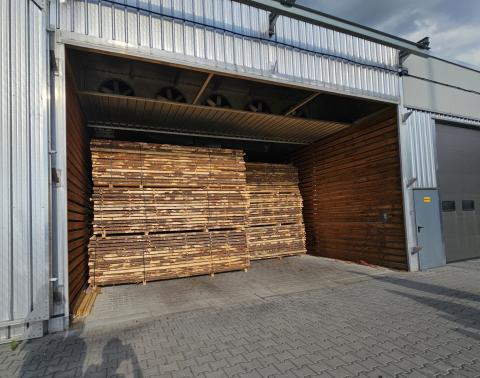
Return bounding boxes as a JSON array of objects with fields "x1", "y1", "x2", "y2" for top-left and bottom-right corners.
[
  {"x1": 19, "y1": 335, "x2": 143, "y2": 377},
  {"x1": 342, "y1": 268, "x2": 480, "y2": 340},
  {"x1": 374, "y1": 275, "x2": 480, "y2": 303},
  {"x1": 85, "y1": 337, "x2": 143, "y2": 378},
  {"x1": 19, "y1": 334, "x2": 86, "y2": 377},
  {"x1": 344, "y1": 269, "x2": 480, "y2": 303},
  {"x1": 386, "y1": 289, "x2": 480, "y2": 340}
]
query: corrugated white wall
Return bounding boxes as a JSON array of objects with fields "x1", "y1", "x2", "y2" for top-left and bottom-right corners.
[
  {"x1": 0, "y1": 0, "x2": 50, "y2": 342},
  {"x1": 47, "y1": 0, "x2": 400, "y2": 101}
]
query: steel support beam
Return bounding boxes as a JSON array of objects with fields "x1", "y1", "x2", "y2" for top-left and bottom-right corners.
[
  {"x1": 192, "y1": 73, "x2": 214, "y2": 105},
  {"x1": 285, "y1": 93, "x2": 320, "y2": 116},
  {"x1": 236, "y1": 0, "x2": 430, "y2": 57},
  {"x1": 88, "y1": 124, "x2": 308, "y2": 145}
]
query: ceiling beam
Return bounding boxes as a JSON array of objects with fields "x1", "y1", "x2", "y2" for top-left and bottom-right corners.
[
  {"x1": 285, "y1": 92, "x2": 320, "y2": 116},
  {"x1": 192, "y1": 73, "x2": 214, "y2": 105},
  {"x1": 88, "y1": 124, "x2": 308, "y2": 145}
]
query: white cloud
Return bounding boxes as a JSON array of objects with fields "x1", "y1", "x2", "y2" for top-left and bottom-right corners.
[
  {"x1": 296, "y1": 0, "x2": 480, "y2": 68},
  {"x1": 405, "y1": 21, "x2": 480, "y2": 67}
]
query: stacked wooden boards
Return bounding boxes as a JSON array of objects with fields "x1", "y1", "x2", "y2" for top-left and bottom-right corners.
[
  {"x1": 88, "y1": 139, "x2": 249, "y2": 286},
  {"x1": 291, "y1": 108, "x2": 408, "y2": 270},
  {"x1": 246, "y1": 163, "x2": 307, "y2": 260},
  {"x1": 66, "y1": 62, "x2": 92, "y2": 308}
]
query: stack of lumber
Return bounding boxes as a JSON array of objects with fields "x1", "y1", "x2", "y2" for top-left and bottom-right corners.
[
  {"x1": 246, "y1": 163, "x2": 307, "y2": 260},
  {"x1": 88, "y1": 139, "x2": 249, "y2": 286},
  {"x1": 91, "y1": 188, "x2": 247, "y2": 234},
  {"x1": 289, "y1": 109, "x2": 408, "y2": 270}
]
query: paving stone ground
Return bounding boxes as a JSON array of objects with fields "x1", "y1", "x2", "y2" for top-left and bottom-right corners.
[{"x1": 1, "y1": 256, "x2": 480, "y2": 378}]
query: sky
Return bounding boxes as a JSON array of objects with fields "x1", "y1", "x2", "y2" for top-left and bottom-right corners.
[{"x1": 297, "y1": 0, "x2": 480, "y2": 68}]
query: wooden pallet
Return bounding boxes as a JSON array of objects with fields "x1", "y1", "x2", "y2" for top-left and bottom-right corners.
[{"x1": 246, "y1": 163, "x2": 307, "y2": 260}]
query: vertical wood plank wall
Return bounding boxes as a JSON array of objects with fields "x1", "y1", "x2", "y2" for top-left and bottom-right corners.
[
  {"x1": 291, "y1": 108, "x2": 408, "y2": 270},
  {"x1": 66, "y1": 62, "x2": 92, "y2": 306}
]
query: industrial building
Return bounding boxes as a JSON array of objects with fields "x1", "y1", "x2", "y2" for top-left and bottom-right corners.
[{"x1": 1, "y1": 0, "x2": 479, "y2": 341}]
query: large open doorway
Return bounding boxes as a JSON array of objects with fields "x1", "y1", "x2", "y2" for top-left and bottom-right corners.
[{"x1": 65, "y1": 47, "x2": 407, "y2": 316}]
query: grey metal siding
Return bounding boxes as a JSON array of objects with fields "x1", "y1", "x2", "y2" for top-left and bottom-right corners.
[
  {"x1": 0, "y1": 0, "x2": 50, "y2": 342},
  {"x1": 404, "y1": 110, "x2": 438, "y2": 189},
  {"x1": 47, "y1": 0, "x2": 400, "y2": 101},
  {"x1": 404, "y1": 109, "x2": 480, "y2": 190},
  {"x1": 403, "y1": 55, "x2": 480, "y2": 121}
]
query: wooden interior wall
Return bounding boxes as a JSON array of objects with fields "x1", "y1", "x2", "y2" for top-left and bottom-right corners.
[
  {"x1": 291, "y1": 108, "x2": 407, "y2": 270},
  {"x1": 66, "y1": 61, "x2": 92, "y2": 307}
]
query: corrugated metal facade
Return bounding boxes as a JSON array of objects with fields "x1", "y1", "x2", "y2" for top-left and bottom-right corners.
[
  {"x1": 0, "y1": 0, "x2": 50, "y2": 342},
  {"x1": 404, "y1": 109, "x2": 480, "y2": 189},
  {"x1": 47, "y1": 0, "x2": 400, "y2": 101},
  {"x1": 6, "y1": 0, "x2": 474, "y2": 342}
]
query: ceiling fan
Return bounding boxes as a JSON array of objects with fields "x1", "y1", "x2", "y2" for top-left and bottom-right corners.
[
  {"x1": 156, "y1": 87, "x2": 187, "y2": 103},
  {"x1": 98, "y1": 78, "x2": 135, "y2": 96}
]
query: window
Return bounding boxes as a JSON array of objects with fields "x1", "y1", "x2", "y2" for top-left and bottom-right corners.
[
  {"x1": 442, "y1": 201, "x2": 456, "y2": 212},
  {"x1": 462, "y1": 200, "x2": 475, "y2": 211}
]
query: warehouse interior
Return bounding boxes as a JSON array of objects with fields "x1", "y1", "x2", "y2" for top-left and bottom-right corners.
[{"x1": 65, "y1": 47, "x2": 407, "y2": 312}]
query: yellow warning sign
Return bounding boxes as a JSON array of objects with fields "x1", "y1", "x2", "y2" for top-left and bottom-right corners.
[{"x1": 423, "y1": 197, "x2": 432, "y2": 203}]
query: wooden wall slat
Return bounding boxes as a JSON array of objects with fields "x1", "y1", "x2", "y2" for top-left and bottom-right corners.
[
  {"x1": 66, "y1": 61, "x2": 92, "y2": 309},
  {"x1": 291, "y1": 108, "x2": 408, "y2": 270}
]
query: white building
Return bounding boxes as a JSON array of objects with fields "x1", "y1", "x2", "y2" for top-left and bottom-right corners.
[{"x1": 1, "y1": 0, "x2": 479, "y2": 341}]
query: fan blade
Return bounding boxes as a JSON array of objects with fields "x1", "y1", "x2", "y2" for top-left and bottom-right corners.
[
  {"x1": 216, "y1": 96, "x2": 222, "y2": 106},
  {"x1": 113, "y1": 80, "x2": 119, "y2": 94},
  {"x1": 206, "y1": 98, "x2": 216, "y2": 107},
  {"x1": 100, "y1": 87, "x2": 114, "y2": 94},
  {"x1": 248, "y1": 103, "x2": 257, "y2": 112}
]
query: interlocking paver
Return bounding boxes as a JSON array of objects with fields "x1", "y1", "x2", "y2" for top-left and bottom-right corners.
[
  {"x1": 208, "y1": 359, "x2": 229, "y2": 371},
  {"x1": 1, "y1": 257, "x2": 480, "y2": 378},
  {"x1": 269, "y1": 360, "x2": 296, "y2": 373},
  {"x1": 238, "y1": 371, "x2": 263, "y2": 378},
  {"x1": 222, "y1": 364, "x2": 247, "y2": 376},
  {"x1": 291, "y1": 365, "x2": 317, "y2": 377},
  {"x1": 190, "y1": 363, "x2": 212, "y2": 376},
  {"x1": 342, "y1": 361, "x2": 371, "y2": 376},
  {"x1": 239, "y1": 359, "x2": 264, "y2": 373}
]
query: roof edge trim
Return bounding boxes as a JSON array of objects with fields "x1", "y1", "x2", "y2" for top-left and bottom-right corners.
[{"x1": 236, "y1": 0, "x2": 430, "y2": 57}]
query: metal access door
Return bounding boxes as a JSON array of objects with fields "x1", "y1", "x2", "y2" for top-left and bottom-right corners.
[
  {"x1": 413, "y1": 190, "x2": 446, "y2": 270},
  {"x1": 436, "y1": 123, "x2": 480, "y2": 262}
]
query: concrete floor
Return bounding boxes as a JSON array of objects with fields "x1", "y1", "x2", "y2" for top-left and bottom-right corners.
[
  {"x1": 2, "y1": 256, "x2": 480, "y2": 377},
  {"x1": 85, "y1": 255, "x2": 392, "y2": 330}
]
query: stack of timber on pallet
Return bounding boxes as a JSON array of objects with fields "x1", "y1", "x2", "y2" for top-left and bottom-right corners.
[
  {"x1": 88, "y1": 139, "x2": 249, "y2": 286},
  {"x1": 246, "y1": 163, "x2": 306, "y2": 260}
]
